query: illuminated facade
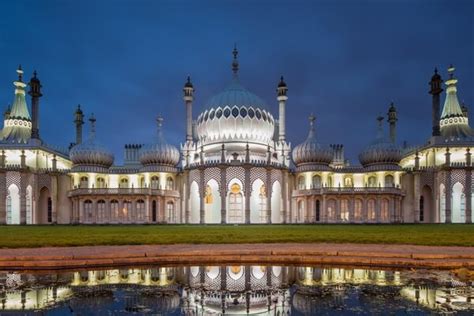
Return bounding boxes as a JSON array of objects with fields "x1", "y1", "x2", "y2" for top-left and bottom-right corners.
[{"x1": 0, "y1": 51, "x2": 472, "y2": 225}]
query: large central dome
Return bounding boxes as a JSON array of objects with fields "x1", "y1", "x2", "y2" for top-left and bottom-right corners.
[{"x1": 196, "y1": 80, "x2": 274, "y2": 145}]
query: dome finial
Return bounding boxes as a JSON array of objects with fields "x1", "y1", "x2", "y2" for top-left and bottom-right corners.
[
  {"x1": 16, "y1": 65, "x2": 23, "y2": 82},
  {"x1": 448, "y1": 64, "x2": 455, "y2": 79},
  {"x1": 232, "y1": 43, "x2": 239, "y2": 77},
  {"x1": 89, "y1": 113, "x2": 96, "y2": 139}
]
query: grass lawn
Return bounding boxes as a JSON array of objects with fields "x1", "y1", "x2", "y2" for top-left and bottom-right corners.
[{"x1": 0, "y1": 224, "x2": 473, "y2": 248}]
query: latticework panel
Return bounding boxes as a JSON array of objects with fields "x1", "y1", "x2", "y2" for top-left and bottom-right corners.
[
  {"x1": 226, "y1": 167, "x2": 245, "y2": 190},
  {"x1": 204, "y1": 168, "x2": 221, "y2": 186}
]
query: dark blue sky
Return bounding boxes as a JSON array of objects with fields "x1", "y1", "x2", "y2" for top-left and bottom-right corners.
[{"x1": 0, "y1": 0, "x2": 472, "y2": 163}]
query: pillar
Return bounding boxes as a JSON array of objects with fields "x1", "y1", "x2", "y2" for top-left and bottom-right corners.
[
  {"x1": 266, "y1": 169, "x2": 272, "y2": 224},
  {"x1": 183, "y1": 77, "x2": 194, "y2": 142},
  {"x1": 277, "y1": 76, "x2": 288, "y2": 142},
  {"x1": 429, "y1": 68, "x2": 443, "y2": 137},
  {"x1": 28, "y1": 71, "x2": 42, "y2": 139},
  {"x1": 199, "y1": 169, "x2": 205, "y2": 224},
  {"x1": 0, "y1": 172, "x2": 6, "y2": 224},
  {"x1": 221, "y1": 167, "x2": 227, "y2": 224},
  {"x1": 413, "y1": 173, "x2": 420, "y2": 223},
  {"x1": 445, "y1": 171, "x2": 452, "y2": 223},
  {"x1": 282, "y1": 170, "x2": 288, "y2": 223}
]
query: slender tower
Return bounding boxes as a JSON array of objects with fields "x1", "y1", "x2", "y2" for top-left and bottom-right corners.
[
  {"x1": 74, "y1": 105, "x2": 84, "y2": 145},
  {"x1": 28, "y1": 70, "x2": 42, "y2": 139},
  {"x1": 277, "y1": 76, "x2": 288, "y2": 142},
  {"x1": 183, "y1": 76, "x2": 194, "y2": 142},
  {"x1": 461, "y1": 102, "x2": 468, "y2": 118},
  {"x1": 387, "y1": 101, "x2": 397, "y2": 143},
  {"x1": 429, "y1": 68, "x2": 443, "y2": 136}
]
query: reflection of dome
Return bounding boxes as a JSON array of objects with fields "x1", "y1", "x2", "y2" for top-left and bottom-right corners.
[
  {"x1": 359, "y1": 117, "x2": 401, "y2": 167},
  {"x1": 139, "y1": 117, "x2": 180, "y2": 167},
  {"x1": 196, "y1": 80, "x2": 275, "y2": 145},
  {"x1": 292, "y1": 115, "x2": 333, "y2": 166},
  {"x1": 70, "y1": 116, "x2": 114, "y2": 170}
]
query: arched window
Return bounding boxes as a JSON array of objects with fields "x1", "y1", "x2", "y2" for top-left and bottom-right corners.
[
  {"x1": 122, "y1": 200, "x2": 131, "y2": 222},
  {"x1": 110, "y1": 200, "x2": 119, "y2": 221},
  {"x1": 136, "y1": 200, "x2": 145, "y2": 221},
  {"x1": 152, "y1": 200, "x2": 157, "y2": 222},
  {"x1": 452, "y1": 182, "x2": 465, "y2": 223},
  {"x1": 228, "y1": 183, "x2": 243, "y2": 223},
  {"x1": 340, "y1": 199, "x2": 349, "y2": 222},
  {"x1": 327, "y1": 200, "x2": 336, "y2": 221},
  {"x1": 6, "y1": 184, "x2": 20, "y2": 225},
  {"x1": 368, "y1": 176, "x2": 377, "y2": 188},
  {"x1": 259, "y1": 184, "x2": 267, "y2": 222},
  {"x1": 297, "y1": 200, "x2": 304, "y2": 222},
  {"x1": 327, "y1": 176, "x2": 333, "y2": 188},
  {"x1": 354, "y1": 199, "x2": 363, "y2": 221},
  {"x1": 151, "y1": 176, "x2": 160, "y2": 189},
  {"x1": 26, "y1": 186, "x2": 32, "y2": 225},
  {"x1": 167, "y1": 202, "x2": 175, "y2": 222},
  {"x1": 80, "y1": 176, "x2": 88, "y2": 188},
  {"x1": 119, "y1": 178, "x2": 129, "y2": 189},
  {"x1": 344, "y1": 177, "x2": 353, "y2": 187},
  {"x1": 385, "y1": 175, "x2": 394, "y2": 188},
  {"x1": 419, "y1": 196, "x2": 424, "y2": 222},
  {"x1": 315, "y1": 200, "x2": 320, "y2": 222},
  {"x1": 96, "y1": 177, "x2": 106, "y2": 188},
  {"x1": 367, "y1": 199, "x2": 376, "y2": 221},
  {"x1": 440, "y1": 184, "x2": 446, "y2": 223},
  {"x1": 97, "y1": 200, "x2": 106, "y2": 223},
  {"x1": 84, "y1": 200, "x2": 93, "y2": 223},
  {"x1": 166, "y1": 177, "x2": 174, "y2": 190},
  {"x1": 381, "y1": 199, "x2": 389, "y2": 222},
  {"x1": 312, "y1": 175, "x2": 321, "y2": 189},
  {"x1": 297, "y1": 176, "x2": 305, "y2": 190}
]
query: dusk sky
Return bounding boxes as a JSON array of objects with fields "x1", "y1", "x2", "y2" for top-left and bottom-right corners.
[{"x1": 0, "y1": 0, "x2": 472, "y2": 164}]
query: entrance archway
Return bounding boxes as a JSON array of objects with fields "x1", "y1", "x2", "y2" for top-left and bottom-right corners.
[
  {"x1": 6, "y1": 184, "x2": 20, "y2": 224},
  {"x1": 38, "y1": 187, "x2": 51, "y2": 224}
]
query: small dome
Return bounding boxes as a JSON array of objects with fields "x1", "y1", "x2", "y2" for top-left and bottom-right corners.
[
  {"x1": 359, "y1": 117, "x2": 402, "y2": 167},
  {"x1": 139, "y1": 117, "x2": 180, "y2": 167},
  {"x1": 292, "y1": 115, "x2": 333, "y2": 166},
  {"x1": 70, "y1": 116, "x2": 114, "y2": 168}
]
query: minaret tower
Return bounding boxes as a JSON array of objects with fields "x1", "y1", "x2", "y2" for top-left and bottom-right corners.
[
  {"x1": 277, "y1": 76, "x2": 288, "y2": 142},
  {"x1": 429, "y1": 68, "x2": 443, "y2": 136},
  {"x1": 74, "y1": 105, "x2": 84, "y2": 145},
  {"x1": 183, "y1": 76, "x2": 194, "y2": 142},
  {"x1": 28, "y1": 70, "x2": 42, "y2": 140},
  {"x1": 387, "y1": 101, "x2": 397, "y2": 143}
]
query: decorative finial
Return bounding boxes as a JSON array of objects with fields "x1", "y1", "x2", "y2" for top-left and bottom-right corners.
[
  {"x1": 16, "y1": 65, "x2": 23, "y2": 82},
  {"x1": 232, "y1": 44, "x2": 239, "y2": 77},
  {"x1": 184, "y1": 75, "x2": 193, "y2": 88},
  {"x1": 89, "y1": 113, "x2": 96, "y2": 138},
  {"x1": 448, "y1": 64, "x2": 455, "y2": 79},
  {"x1": 33, "y1": 70, "x2": 37, "y2": 79},
  {"x1": 309, "y1": 113, "x2": 316, "y2": 125},
  {"x1": 157, "y1": 116, "x2": 163, "y2": 127}
]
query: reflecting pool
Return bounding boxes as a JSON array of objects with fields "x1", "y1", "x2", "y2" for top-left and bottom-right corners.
[{"x1": 0, "y1": 265, "x2": 472, "y2": 315}]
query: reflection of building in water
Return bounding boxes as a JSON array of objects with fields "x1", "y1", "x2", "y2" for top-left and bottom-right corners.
[{"x1": 0, "y1": 267, "x2": 472, "y2": 314}]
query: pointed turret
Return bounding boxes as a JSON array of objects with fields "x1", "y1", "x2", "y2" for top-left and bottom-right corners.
[
  {"x1": 439, "y1": 65, "x2": 474, "y2": 138},
  {"x1": 74, "y1": 105, "x2": 84, "y2": 145},
  {"x1": 429, "y1": 67, "x2": 443, "y2": 136},
  {"x1": 28, "y1": 70, "x2": 42, "y2": 139},
  {"x1": 387, "y1": 102, "x2": 397, "y2": 143},
  {"x1": 183, "y1": 76, "x2": 194, "y2": 142},
  {"x1": 0, "y1": 66, "x2": 32, "y2": 143},
  {"x1": 277, "y1": 76, "x2": 288, "y2": 142}
]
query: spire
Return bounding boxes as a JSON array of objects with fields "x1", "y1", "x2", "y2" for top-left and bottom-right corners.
[
  {"x1": 307, "y1": 114, "x2": 316, "y2": 140},
  {"x1": 376, "y1": 116, "x2": 384, "y2": 140},
  {"x1": 232, "y1": 44, "x2": 239, "y2": 77},
  {"x1": 89, "y1": 113, "x2": 96, "y2": 139},
  {"x1": 156, "y1": 115, "x2": 165, "y2": 142},
  {"x1": 439, "y1": 64, "x2": 473, "y2": 137},
  {"x1": 28, "y1": 70, "x2": 42, "y2": 140},
  {"x1": 0, "y1": 66, "x2": 32, "y2": 143}
]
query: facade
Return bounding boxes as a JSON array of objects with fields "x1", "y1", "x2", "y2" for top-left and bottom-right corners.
[{"x1": 0, "y1": 51, "x2": 473, "y2": 225}]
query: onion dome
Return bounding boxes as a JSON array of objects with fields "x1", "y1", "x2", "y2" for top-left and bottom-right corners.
[
  {"x1": 69, "y1": 114, "x2": 114, "y2": 169},
  {"x1": 359, "y1": 116, "x2": 402, "y2": 167},
  {"x1": 0, "y1": 66, "x2": 32, "y2": 143},
  {"x1": 292, "y1": 115, "x2": 333, "y2": 166},
  {"x1": 195, "y1": 47, "x2": 274, "y2": 145},
  {"x1": 439, "y1": 65, "x2": 474, "y2": 138},
  {"x1": 139, "y1": 117, "x2": 180, "y2": 167}
]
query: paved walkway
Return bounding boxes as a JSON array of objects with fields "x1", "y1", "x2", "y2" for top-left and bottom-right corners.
[{"x1": 0, "y1": 243, "x2": 473, "y2": 270}]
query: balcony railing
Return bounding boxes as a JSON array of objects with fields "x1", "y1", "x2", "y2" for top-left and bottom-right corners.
[
  {"x1": 68, "y1": 188, "x2": 180, "y2": 198},
  {"x1": 293, "y1": 187, "x2": 403, "y2": 196}
]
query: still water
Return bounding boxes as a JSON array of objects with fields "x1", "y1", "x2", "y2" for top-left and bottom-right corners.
[{"x1": 0, "y1": 265, "x2": 472, "y2": 315}]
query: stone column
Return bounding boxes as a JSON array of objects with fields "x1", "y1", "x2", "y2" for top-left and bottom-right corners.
[
  {"x1": 221, "y1": 167, "x2": 227, "y2": 224},
  {"x1": 322, "y1": 195, "x2": 327, "y2": 223},
  {"x1": 413, "y1": 173, "x2": 420, "y2": 223},
  {"x1": 349, "y1": 197, "x2": 355, "y2": 223},
  {"x1": 243, "y1": 167, "x2": 250, "y2": 224},
  {"x1": 19, "y1": 172, "x2": 27, "y2": 225},
  {"x1": 199, "y1": 169, "x2": 205, "y2": 224},
  {"x1": 281, "y1": 171, "x2": 288, "y2": 224},
  {"x1": 0, "y1": 171, "x2": 6, "y2": 224},
  {"x1": 445, "y1": 171, "x2": 452, "y2": 223},
  {"x1": 266, "y1": 169, "x2": 272, "y2": 224},
  {"x1": 362, "y1": 198, "x2": 368, "y2": 223},
  {"x1": 465, "y1": 168, "x2": 472, "y2": 224},
  {"x1": 375, "y1": 196, "x2": 381, "y2": 223},
  {"x1": 184, "y1": 171, "x2": 190, "y2": 224}
]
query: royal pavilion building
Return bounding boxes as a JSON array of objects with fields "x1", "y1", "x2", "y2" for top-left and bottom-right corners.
[{"x1": 0, "y1": 49, "x2": 472, "y2": 225}]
